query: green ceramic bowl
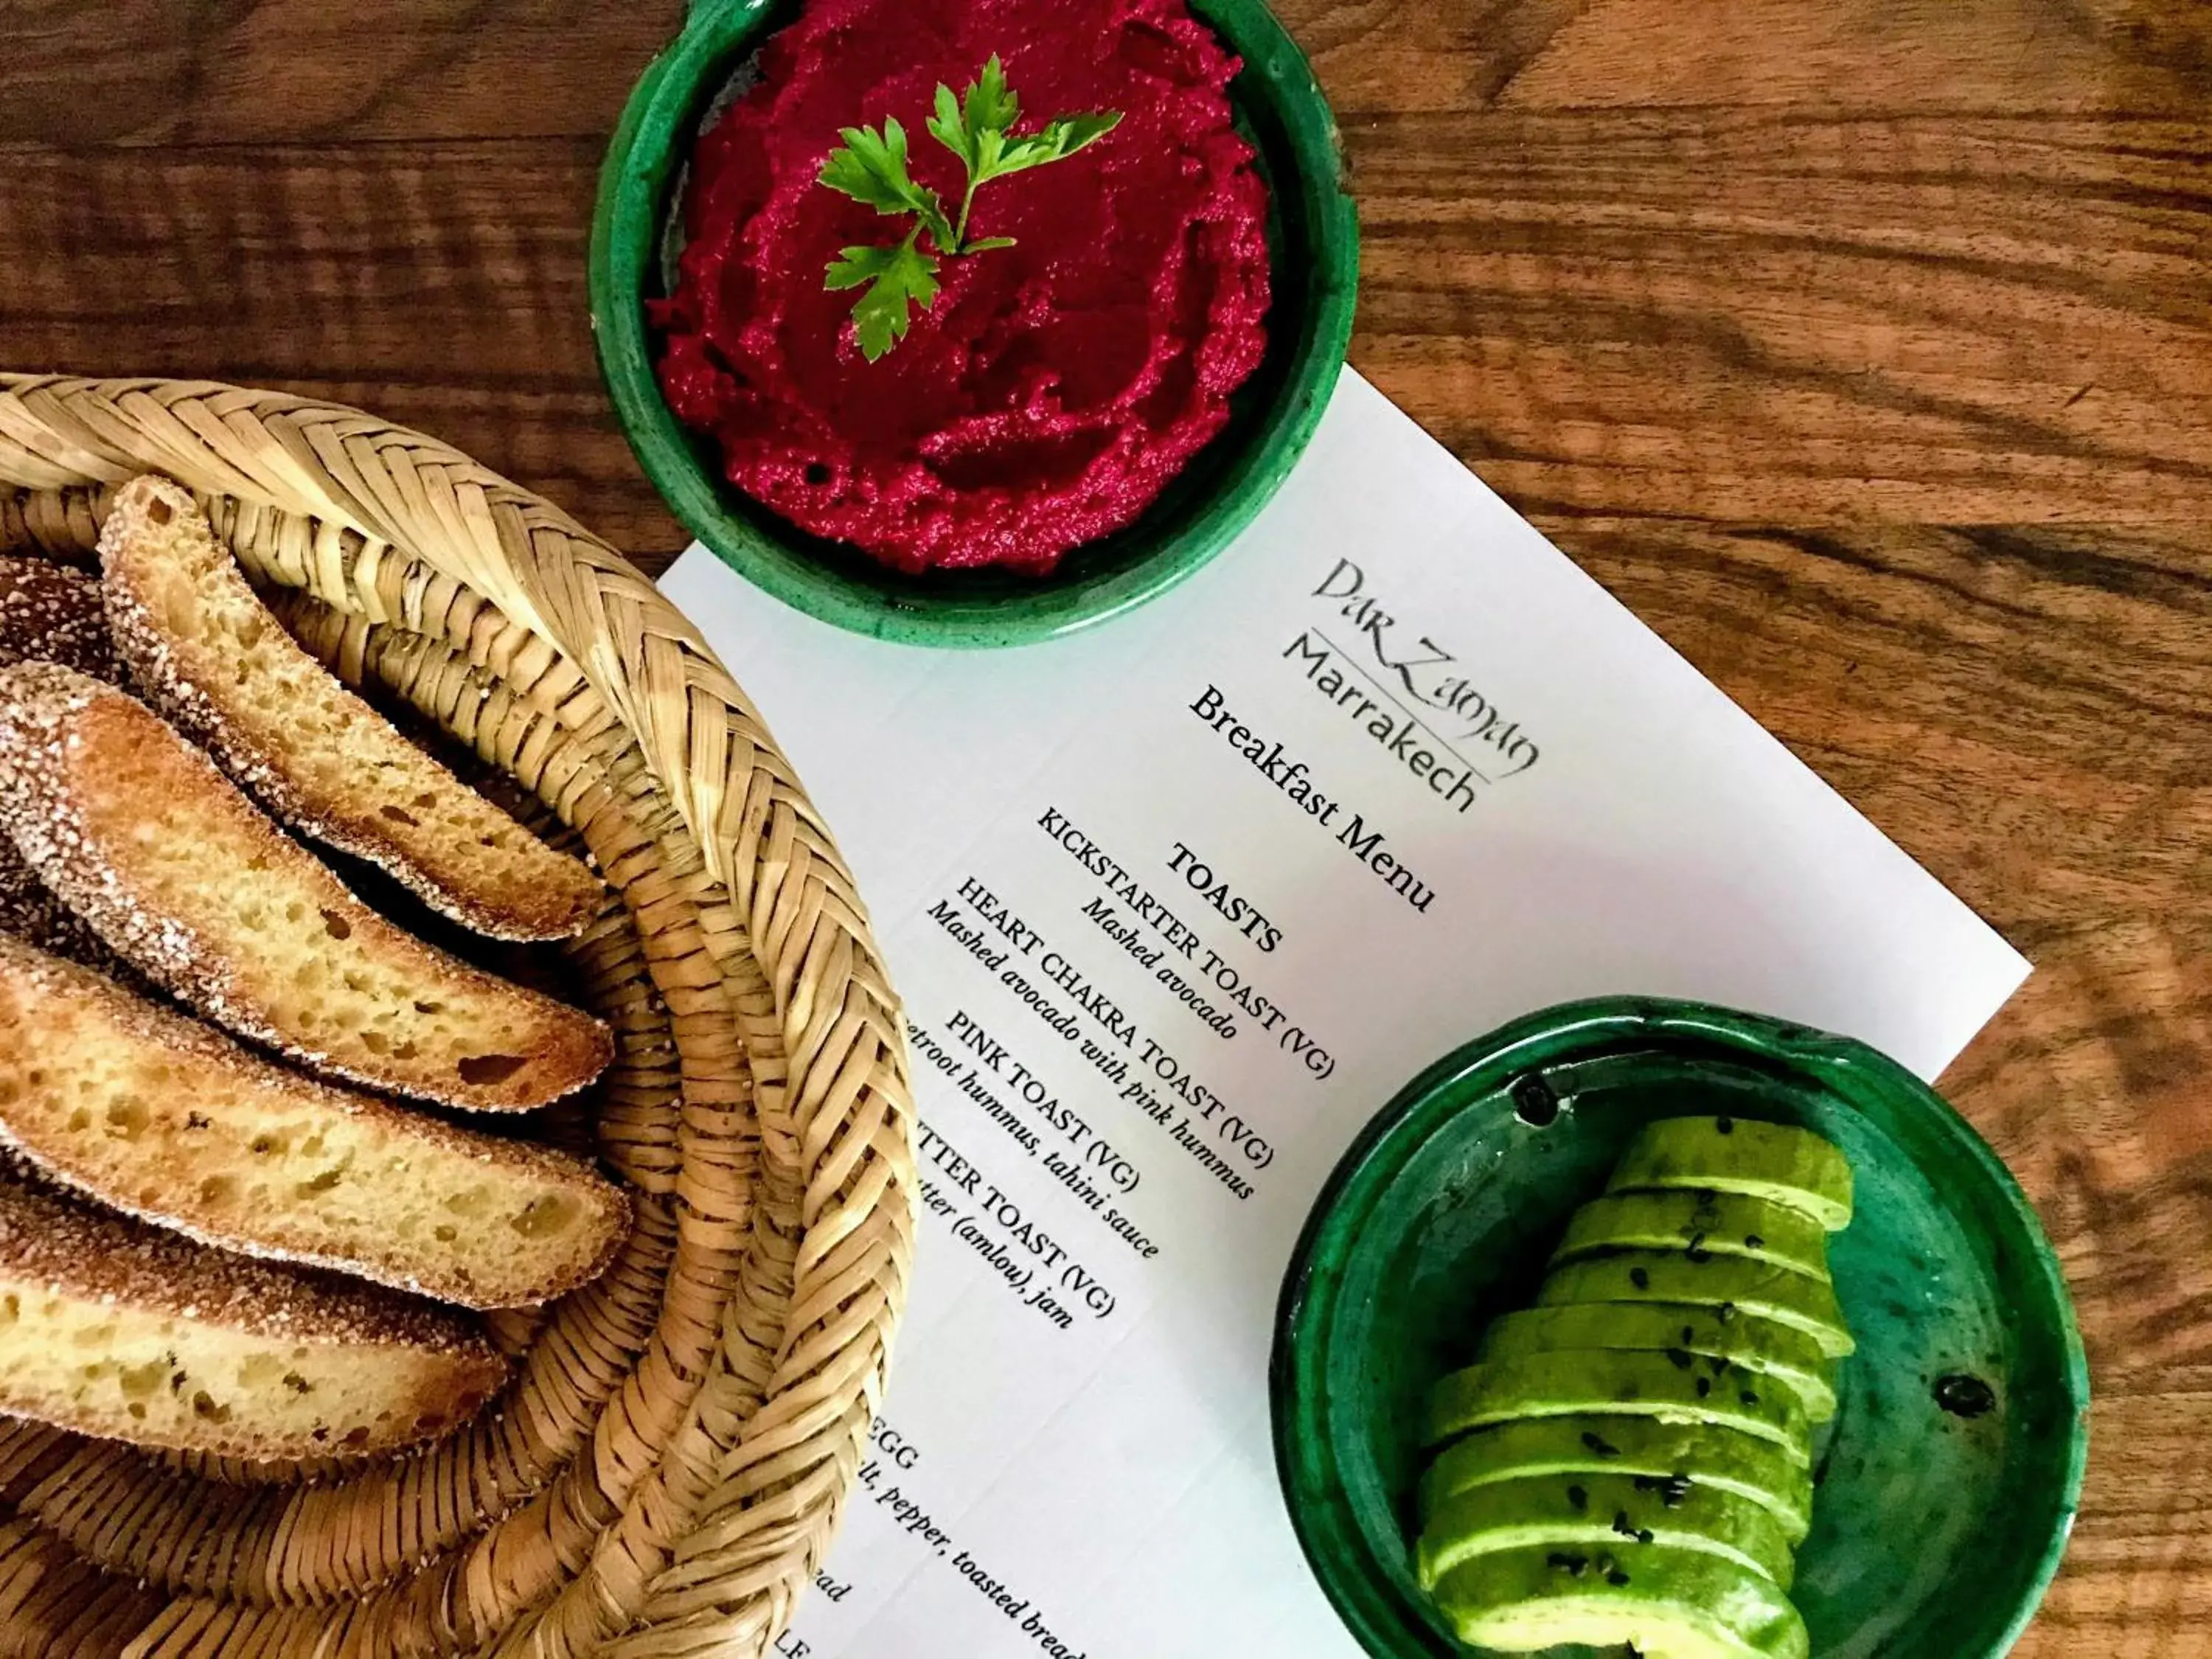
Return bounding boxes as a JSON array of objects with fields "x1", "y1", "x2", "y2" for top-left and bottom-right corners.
[
  {"x1": 590, "y1": 0, "x2": 1358, "y2": 647},
  {"x1": 1273, "y1": 998, "x2": 2088, "y2": 1659}
]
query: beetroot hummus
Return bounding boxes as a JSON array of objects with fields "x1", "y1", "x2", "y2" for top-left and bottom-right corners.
[{"x1": 651, "y1": 0, "x2": 1273, "y2": 576}]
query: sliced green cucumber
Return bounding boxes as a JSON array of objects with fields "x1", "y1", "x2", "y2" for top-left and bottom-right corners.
[
  {"x1": 1429, "y1": 1542, "x2": 1811, "y2": 1659},
  {"x1": 1478, "y1": 1303, "x2": 1838, "y2": 1422},
  {"x1": 1416, "y1": 1470, "x2": 1797, "y2": 1590},
  {"x1": 1426, "y1": 1352, "x2": 1809, "y2": 1457},
  {"x1": 1608, "y1": 1116, "x2": 1853, "y2": 1231},
  {"x1": 1553, "y1": 1191, "x2": 1831, "y2": 1281},
  {"x1": 1419, "y1": 1414, "x2": 1814, "y2": 1543},
  {"x1": 1539, "y1": 1251, "x2": 1856, "y2": 1358}
]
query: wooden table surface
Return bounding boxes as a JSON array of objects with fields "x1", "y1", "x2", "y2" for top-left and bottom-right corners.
[{"x1": 1, "y1": 1, "x2": 2206, "y2": 1651}]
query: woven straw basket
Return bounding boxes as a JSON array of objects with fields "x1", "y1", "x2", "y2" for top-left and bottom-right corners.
[{"x1": 0, "y1": 375, "x2": 917, "y2": 1658}]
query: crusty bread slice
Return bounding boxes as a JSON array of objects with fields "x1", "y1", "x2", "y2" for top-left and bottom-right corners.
[
  {"x1": 0, "y1": 555, "x2": 133, "y2": 970},
  {"x1": 0, "y1": 936, "x2": 631, "y2": 1308},
  {"x1": 0, "y1": 555, "x2": 117, "y2": 681},
  {"x1": 0, "y1": 831, "x2": 130, "y2": 976},
  {"x1": 100, "y1": 475, "x2": 602, "y2": 942},
  {"x1": 0, "y1": 664, "x2": 613, "y2": 1111},
  {"x1": 0, "y1": 1172, "x2": 507, "y2": 1460}
]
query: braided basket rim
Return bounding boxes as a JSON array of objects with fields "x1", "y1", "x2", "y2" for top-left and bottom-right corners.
[{"x1": 0, "y1": 372, "x2": 919, "y2": 1659}]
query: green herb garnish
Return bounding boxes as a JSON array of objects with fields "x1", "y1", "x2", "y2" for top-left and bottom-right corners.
[{"x1": 818, "y1": 56, "x2": 1121, "y2": 361}]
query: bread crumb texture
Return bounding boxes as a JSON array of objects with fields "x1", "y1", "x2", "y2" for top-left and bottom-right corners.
[
  {"x1": 0, "y1": 1172, "x2": 506, "y2": 1460},
  {"x1": 100, "y1": 475, "x2": 603, "y2": 941},
  {"x1": 0, "y1": 936, "x2": 631, "y2": 1307},
  {"x1": 0, "y1": 663, "x2": 613, "y2": 1111}
]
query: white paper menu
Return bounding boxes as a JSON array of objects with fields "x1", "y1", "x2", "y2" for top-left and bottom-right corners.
[{"x1": 659, "y1": 369, "x2": 2030, "y2": 1659}]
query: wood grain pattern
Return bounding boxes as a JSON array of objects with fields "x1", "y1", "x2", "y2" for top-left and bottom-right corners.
[
  {"x1": 0, "y1": 0, "x2": 2207, "y2": 1649},
  {"x1": 0, "y1": 0, "x2": 685, "y2": 145}
]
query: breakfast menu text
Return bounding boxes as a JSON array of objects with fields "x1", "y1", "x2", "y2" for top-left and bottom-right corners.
[{"x1": 660, "y1": 370, "x2": 2030, "y2": 1659}]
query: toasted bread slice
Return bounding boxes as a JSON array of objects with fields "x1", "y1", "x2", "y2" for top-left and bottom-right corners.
[
  {"x1": 100, "y1": 475, "x2": 602, "y2": 942},
  {"x1": 0, "y1": 1173, "x2": 507, "y2": 1460},
  {"x1": 0, "y1": 937, "x2": 631, "y2": 1308},
  {"x1": 0, "y1": 831, "x2": 128, "y2": 974},
  {"x1": 0, "y1": 664, "x2": 613, "y2": 1111},
  {"x1": 0, "y1": 560, "x2": 131, "y2": 969},
  {"x1": 0, "y1": 556, "x2": 117, "y2": 681}
]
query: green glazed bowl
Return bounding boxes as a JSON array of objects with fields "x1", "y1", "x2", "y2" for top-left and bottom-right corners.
[
  {"x1": 1273, "y1": 998, "x2": 2088, "y2": 1659},
  {"x1": 590, "y1": 0, "x2": 1358, "y2": 647}
]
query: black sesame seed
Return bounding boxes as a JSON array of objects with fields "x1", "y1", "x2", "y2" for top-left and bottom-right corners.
[
  {"x1": 1745, "y1": 1234, "x2": 1765, "y2": 1250},
  {"x1": 1697, "y1": 1188, "x2": 1719, "y2": 1204},
  {"x1": 1708, "y1": 1356, "x2": 1731, "y2": 1375},
  {"x1": 1613, "y1": 1511, "x2": 1636, "y2": 1537},
  {"x1": 1717, "y1": 1301, "x2": 1738, "y2": 1323},
  {"x1": 1548, "y1": 1551, "x2": 1589, "y2": 1576},
  {"x1": 1566, "y1": 1484, "x2": 1588, "y2": 1511},
  {"x1": 1686, "y1": 1245, "x2": 1714, "y2": 1265},
  {"x1": 1681, "y1": 1325, "x2": 1697, "y2": 1344},
  {"x1": 1695, "y1": 1377, "x2": 1713, "y2": 1398},
  {"x1": 1636, "y1": 1528, "x2": 1655, "y2": 1545},
  {"x1": 1632, "y1": 1475, "x2": 1660, "y2": 1493},
  {"x1": 1716, "y1": 1116, "x2": 1735, "y2": 1134},
  {"x1": 1609, "y1": 1568, "x2": 1633, "y2": 1587},
  {"x1": 1630, "y1": 1267, "x2": 1651, "y2": 1290},
  {"x1": 1583, "y1": 1431, "x2": 1621, "y2": 1458},
  {"x1": 1666, "y1": 1347, "x2": 1694, "y2": 1371},
  {"x1": 1741, "y1": 1389, "x2": 1761, "y2": 1406}
]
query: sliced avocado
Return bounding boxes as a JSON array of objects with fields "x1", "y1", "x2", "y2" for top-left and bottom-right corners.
[
  {"x1": 1426, "y1": 1351, "x2": 1809, "y2": 1456},
  {"x1": 1608, "y1": 1116, "x2": 1853, "y2": 1231},
  {"x1": 1553, "y1": 1191, "x2": 1830, "y2": 1281},
  {"x1": 1420, "y1": 1413, "x2": 1814, "y2": 1543},
  {"x1": 1539, "y1": 1251, "x2": 1856, "y2": 1358},
  {"x1": 1416, "y1": 1470, "x2": 1797, "y2": 1590},
  {"x1": 1478, "y1": 1304, "x2": 1838, "y2": 1422},
  {"x1": 1419, "y1": 1414, "x2": 1814, "y2": 1543},
  {"x1": 1429, "y1": 1542, "x2": 1811, "y2": 1659}
]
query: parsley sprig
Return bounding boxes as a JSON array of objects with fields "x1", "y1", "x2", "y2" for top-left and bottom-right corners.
[{"x1": 818, "y1": 57, "x2": 1121, "y2": 361}]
